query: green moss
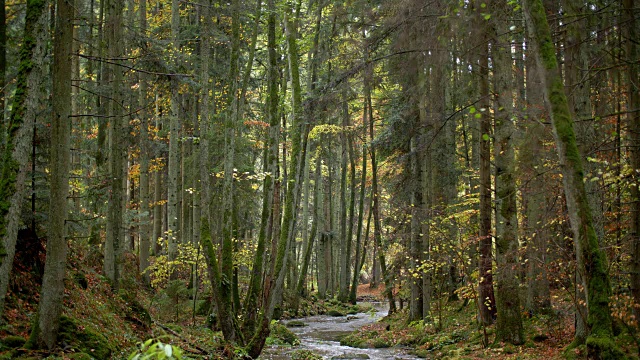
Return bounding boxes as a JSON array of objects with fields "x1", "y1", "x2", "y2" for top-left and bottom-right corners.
[
  {"x1": 586, "y1": 335, "x2": 625, "y2": 360},
  {"x1": 340, "y1": 334, "x2": 366, "y2": 348},
  {"x1": 1, "y1": 335, "x2": 25, "y2": 349},
  {"x1": 267, "y1": 322, "x2": 300, "y2": 346},
  {"x1": 372, "y1": 337, "x2": 392, "y2": 348},
  {"x1": 58, "y1": 315, "x2": 114, "y2": 359},
  {"x1": 327, "y1": 309, "x2": 345, "y2": 317},
  {"x1": 67, "y1": 353, "x2": 93, "y2": 360},
  {"x1": 291, "y1": 349, "x2": 323, "y2": 360},
  {"x1": 120, "y1": 292, "x2": 151, "y2": 327}
]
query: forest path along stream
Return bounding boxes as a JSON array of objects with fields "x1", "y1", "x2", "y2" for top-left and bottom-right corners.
[{"x1": 260, "y1": 302, "x2": 419, "y2": 360}]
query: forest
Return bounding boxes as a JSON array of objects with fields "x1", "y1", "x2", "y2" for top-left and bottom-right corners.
[{"x1": 0, "y1": 0, "x2": 638, "y2": 358}]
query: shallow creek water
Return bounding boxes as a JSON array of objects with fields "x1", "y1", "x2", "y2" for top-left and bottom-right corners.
[{"x1": 260, "y1": 303, "x2": 419, "y2": 360}]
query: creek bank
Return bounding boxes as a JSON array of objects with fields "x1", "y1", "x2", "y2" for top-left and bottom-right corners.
[{"x1": 261, "y1": 302, "x2": 418, "y2": 360}]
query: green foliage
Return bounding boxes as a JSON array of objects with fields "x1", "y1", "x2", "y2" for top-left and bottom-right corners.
[{"x1": 128, "y1": 339, "x2": 186, "y2": 360}]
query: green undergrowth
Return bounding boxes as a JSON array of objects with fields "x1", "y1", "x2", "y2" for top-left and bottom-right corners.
[{"x1": 339, "y1": 294, "x2": 639, "y2": 359}]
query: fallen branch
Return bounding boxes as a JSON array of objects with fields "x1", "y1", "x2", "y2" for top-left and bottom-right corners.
[{"x1": 153, "y1": 320, "x2": 209, "y2": 356}]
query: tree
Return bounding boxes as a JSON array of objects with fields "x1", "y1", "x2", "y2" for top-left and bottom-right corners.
[
  {"x1": 624, "y1": 0, "x2": 640, "y2": 324},
  {"x1": 524, "y1": 0, "x2": 620, "y2": 357},
  {"x1": 491, "y1": 0, "x2": 523, "y2": 344},
  {"x1": 103, "y1": 0, "x2": 126, "y2": 289},
  {"x1": 0, "y1": 0, "x2": 49, "y2": 317},
  {"x1": 475, "y1": 0, "x2": 497, "y2": 325},
  {"x1": 27, "y1": 0, "x2": 73, "y2": 347}
]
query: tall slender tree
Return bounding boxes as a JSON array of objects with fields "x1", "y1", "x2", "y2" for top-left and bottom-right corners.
[
  {"x1": 524, "y1": 0, "x2": 620, "y2": 356},
  {"x1": 28, "y1": 0, "x2": 73, "y2": 347},
  {"x1": 0, "y1": 0, "x2": 49, "y2": 318}
]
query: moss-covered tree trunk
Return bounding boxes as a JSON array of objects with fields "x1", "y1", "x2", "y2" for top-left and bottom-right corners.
[
  {"x1": 218, "y1": 0, "x2": 241, "y2": 343},
  {"x1": 524, "y1": 0, "x2": 620, "y2": 357},
  {"x1": 28, "y1": 0, "x2": 73, "y2": 347},
  {"x1": 243, "y1": 0, "x2": 278, "y2": 332},
  {"x1": 0, "y1": 0, "x2": 49, "y2": 318}
]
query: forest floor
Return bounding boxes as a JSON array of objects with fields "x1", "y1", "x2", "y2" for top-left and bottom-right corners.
[
  {"x1": 0, "y1": 235, "x2": 637, "y2": 359},
  {"x1": 342, "y1": 285, "x2": 639, "y2": 360}
]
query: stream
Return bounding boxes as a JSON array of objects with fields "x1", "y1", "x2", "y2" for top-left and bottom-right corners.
[{"x1": 260, "y1": 303, "x2": 419, "y2": 360}]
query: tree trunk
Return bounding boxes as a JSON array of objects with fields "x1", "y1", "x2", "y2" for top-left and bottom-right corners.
[
  {"x1": 492, "y1": 0, "x2": 524, "y2": 343},
  {"x1": 476, "y1": 1, "x2": 496, "y2": 324},
  {"x1": 243, "y1": 0, "x2": 278, "y2": 332},
  {"x1": 28, "y1": 0, "x2": 73, "y2": 347},
  {"x1": 0, "y1": 0, "x2": 49, "y2": 318},
  {"x1": 350, "y1": 75, "x2": 369, "y2": 304},
  {"x1": 369, "y1": 71, "x2": 395, "y2": 313},
  {"x1": 167, "y1": 0, "x2": 181, "y2": 267},
  {"x1": 103, "y1": 0, "x2": 125, "y2": 290},
  {"x1": 524, "y1": 0, "x2": 620, "y2": 357},
  {"x1": 138, "y1": 0, "x2": 150, "y2": 285},
  {"x1": 338, "y1": 88, "x2": 351, "y2": 303},
  {"x1": 624, "y1": 0, "x2": 640, "y2": 325}
]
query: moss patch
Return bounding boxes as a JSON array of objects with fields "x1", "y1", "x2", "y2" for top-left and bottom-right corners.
[
  {"x1": 266, "y1": 321, "x2": 300, "y2": 346},
  {"x1": 58, "y1": 315, "x2": 114, "y2": 359},
  {"x1": 291, "y1": 349, "x2": 323, "y2": 360},
  {"x1": 0, "y1": 335, "x2": 25, "y2": 349}
]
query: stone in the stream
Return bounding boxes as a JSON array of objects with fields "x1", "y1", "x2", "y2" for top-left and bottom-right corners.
[
  {"x1": 331, "y1": 353, "x2": 370, "y2": 359},
  {"x1": 286, "y1": 320, "x2": 308, "y2": 327},
  {"x1": 346, "y1": 315, "x2": 359, "y2": 321}
]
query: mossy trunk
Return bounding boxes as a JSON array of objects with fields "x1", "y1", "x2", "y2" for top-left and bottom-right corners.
[
  {"x1": 243, "y1": 0, "x2": 277, "y2": 334},
  {"x1": 0, "y1": 0, "x2": 48, "y2": 319},
  {"x1": 524, "y1": 0, "x2": 621, "y2": 357}
]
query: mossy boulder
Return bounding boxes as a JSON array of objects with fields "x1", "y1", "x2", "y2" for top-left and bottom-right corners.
[
  {"x1": 327, "y1": 309, "x2": 345, "y2": 317},
  {"x1": 332, "y1": 353, "x2": 370, "y2": 359},
  {"x1": 1, "y1": 335, "x2": 25, "y2": 349},
  {"x1": 267, "y1": 322, "x2": 300, "y2": 346},
  {"x1": 58, "y1": 315, "x2": 114, "y2": 359},
  {"x1": 291, "y1": 349, "x2": 323, "y2": 360}
]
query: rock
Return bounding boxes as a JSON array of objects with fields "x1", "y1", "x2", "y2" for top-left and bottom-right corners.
[
  {"x1": 346, "y1": 315, "x2": 359, "y2": 321},
  {"x1": 327, "y1": 309, "x2": 345, "y2": 317},
  {"x1": 332, "y1": 353, "x2": 371, "y2": 359},
  {"x1": 286, "y1": 320, "x2": 308, "y2": 327}
]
